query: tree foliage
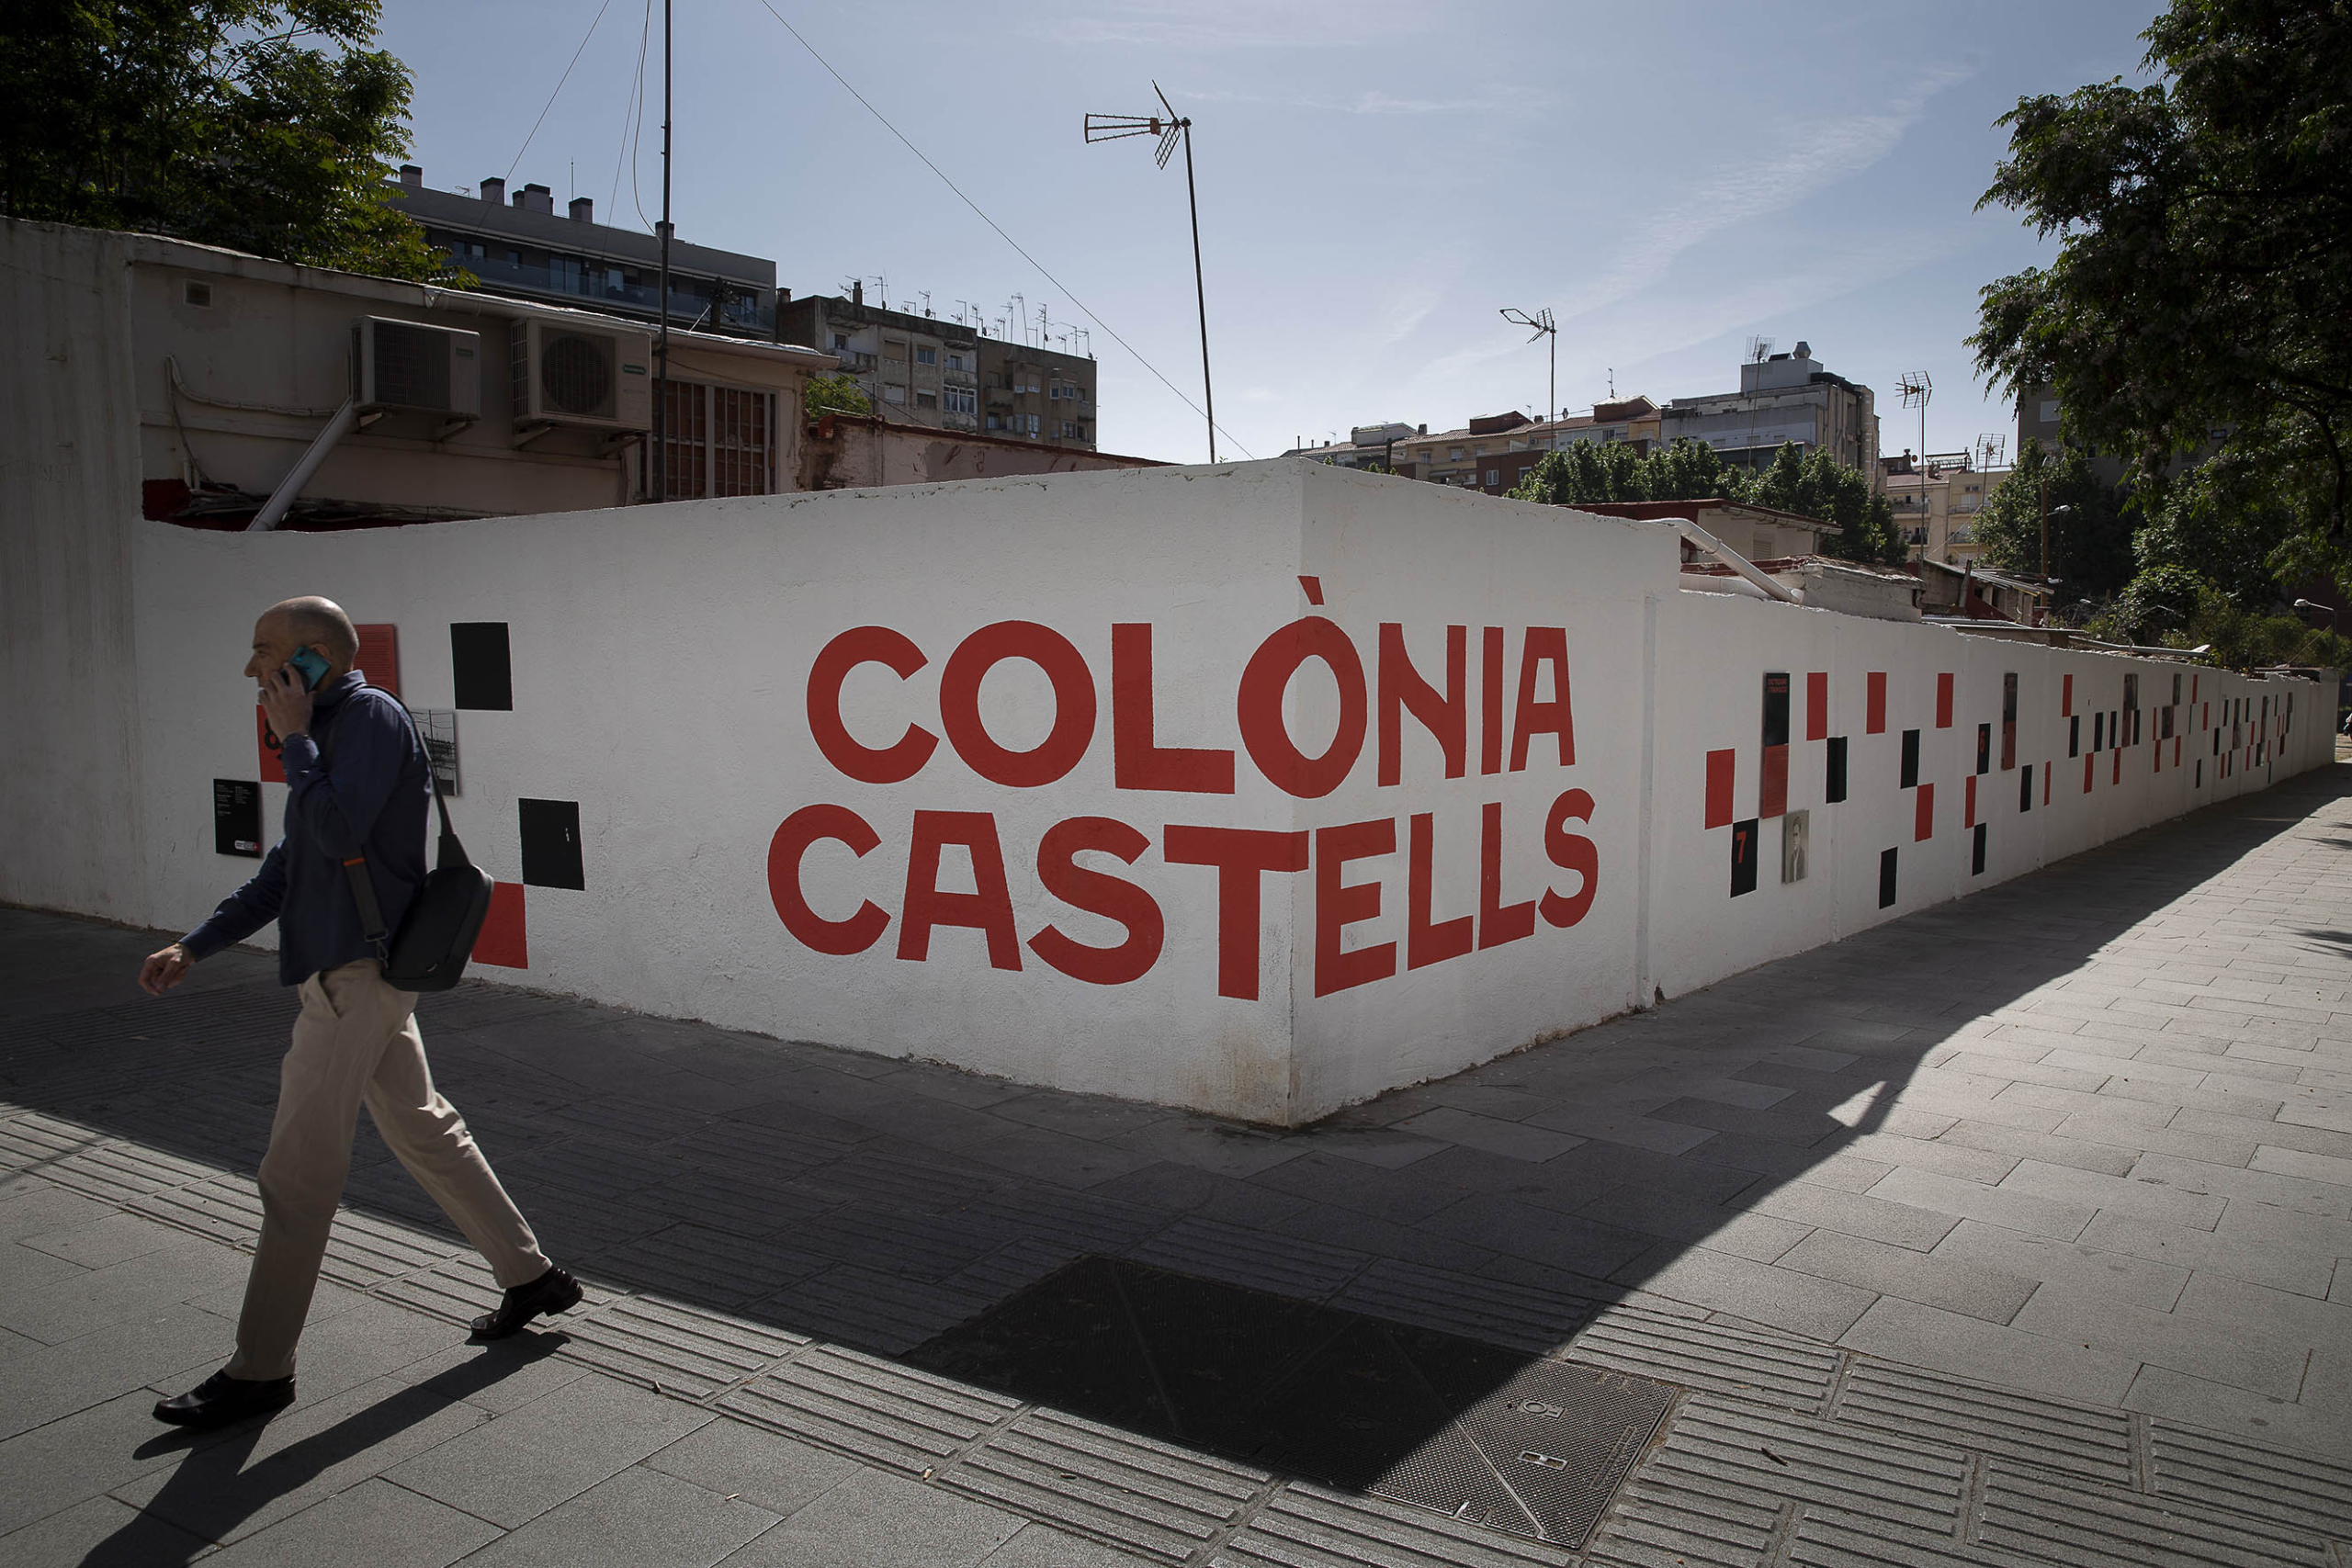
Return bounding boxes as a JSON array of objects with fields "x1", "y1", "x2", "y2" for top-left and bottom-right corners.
[
  {"x1": 0, "y1": 0, "x2": 453, "y2": 281},
  {"x1": 804, "y1": 372, "x2": 874, "y2": 421},
  {"x1": 1972, "y1": 437, "x2": 2138, "y2": 602},
  {"x1": 1510, "y1": 438, "x2": 1905, "y2": 565},
  {"x1": 1968, "y1": 0, "x2": 2352, "y2": 581}
]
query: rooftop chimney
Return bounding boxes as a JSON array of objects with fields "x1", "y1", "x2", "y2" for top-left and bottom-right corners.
[
  {"x1": 1417, "y1": 423, "x2": 1428, "y2": 434},
  {"x1": 569, "y1": 196, "x2": 594, "y2": 222},
  {"x1": 852, "y1": 280, "x2": 864, "y2": 307},
  {"x1": 515, "y1": 183, "x2": 554, "y2": 214},
  {"x1": 399, "y1": 164, "x2": 423, "y2": 188},
  {"x1": 480, "y1": 176, "x2": 505, "y2": 205}
]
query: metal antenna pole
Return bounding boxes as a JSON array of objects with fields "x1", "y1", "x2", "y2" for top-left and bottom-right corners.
[
  {"x1": 1500, "y1": 306, "x2": 1556, "y2": 429},
  {"x1": 1179, "y1": 118, "x2": 1214, "y2": 462},
  {"x1": 653, "y1": 0, "x2": 673, "y2": 502}
]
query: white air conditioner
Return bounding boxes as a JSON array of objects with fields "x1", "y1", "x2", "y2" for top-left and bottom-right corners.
[
  {"x1": 350, "y1": 317, "x2": 482, "y2": 418},
  {"x1": 510, "y1": 319, "x2": 652, "y2": 432}
]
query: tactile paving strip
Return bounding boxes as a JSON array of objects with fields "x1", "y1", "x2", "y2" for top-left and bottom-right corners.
[
  {"x1": 1979, "y1": 1461, "x2": 2335, "y2": 1566},
  {"x1": 560, "y1": 1292, "x2": 806, "y2": 1399},
  {"x1": 942, "y1": 1407, "x2": 1269, "y2": 1562},
  {"x1": 2149, "y1": 1421, "x2": 2352, "y2": 1542},
  {"x1": 1216, "y1": 1483, "x2": 1572, "y2": 1568},
  {"x1": 1566, "y1": 1303, "x2": 1838, "y2": 1411},
  {"x1": 1836, "y1": 1359, "x2": 2132, "y2": 1485},
  {"x1": 718, "y1": 1343, "x2": 1020, "y2": 1472}
]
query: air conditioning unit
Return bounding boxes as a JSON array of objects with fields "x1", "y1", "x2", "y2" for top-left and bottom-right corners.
[
  {"x1": 510, "y1": 319, "x2": 652, "y2": 432},
  {"x1": 350, "y1": 317, "x2": 482, "y2": 417}
]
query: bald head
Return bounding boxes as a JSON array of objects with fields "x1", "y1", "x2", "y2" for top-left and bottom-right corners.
[
  {"x1": 264, "y1": 597, "x2": 358, "y2": 665},
  {"x1": 245, "y1": 596, "x2": 361, "y2": 688}
]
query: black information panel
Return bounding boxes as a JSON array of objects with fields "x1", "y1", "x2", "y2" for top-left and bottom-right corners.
[
  {"x1": 1973, "y1": 823, "x2": 1989, "y2": 876},
  {"x1": 1730, "y1": 818, "x2": 1759, "y2": 897},
  {"x1": 2020, "y1": 763, "x2": 2034, "y2": 814},
  {"x1": 1826, "y1": 736, "x2": 1849, "y2": 802},
  {"x1": 518, "y1": 797, "x2": 585, "y2": 889},
  {"x1": 1761, "y1": 672, "x2": 1791, "y2": 748},
  {"x1": 213, "y1": 779, "x2": 263, "y2": 858},
  {"x1": 450, "y1": 622, "x2": 514, "y2": 711},
  {"x1": 1900, "y1": 729, "x2": 1921, "y2": 789},
  {"x1": 1878, "y1": 847, "x2": 1899, "y2": 908},
  {"x1": 1976, "y1": 722, "x2": 1992, "y2": 775}
]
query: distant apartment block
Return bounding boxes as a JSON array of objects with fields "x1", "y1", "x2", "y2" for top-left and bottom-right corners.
[
  {"x1": 389, "y1": 166, "x2": 778, "y2": 339},
  {"x1": 1659, "y1": 342, "x2": 1878, "y2": 480},
  {"x1": 779, "y1": 285, "x2": 982, "y2": 434},
  {"x1": 978, "y1": 335, "x2": 1098, "y2": 451},
  {"x1": 1881, "y1": 450, "x2": 2002, "y2": 568},
  {"x1": 1287, "y1": 397, "x2": 1660, "y2": 494}
]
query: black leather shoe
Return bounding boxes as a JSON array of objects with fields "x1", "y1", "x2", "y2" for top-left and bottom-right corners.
[
  {"x1": 153, "y1": 1370, "x2": 295, "y2": 1427},
  {"x1": 470, "y1": 1265, "x2": 582, "y2": 1339}
]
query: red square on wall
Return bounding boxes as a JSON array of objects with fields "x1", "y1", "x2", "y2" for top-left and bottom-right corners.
[
  {"x1": 2063, "y1": 673, "x2": 2073, "y2": 716},
  {"x1": 1866, "y1": 672, "x2": 1887, "y2": 735},
  {"x1": 1704, "y1": 749, "x2": 1736, "y2": 829},
  {"x1": 472, "y1": 881, "x2": 528, "y2": 969},
  {"x1": 356, "y1": 623, "x2": 401, "y2": 697},
  {"x1": 1805, "y1": 672, "x2": 1829, "y2": 741},
  {"x1": 1759, "y1": 744, "x2": 1788, "y2": 820},
  {"x1": 1964, "y1": 774, "x2": 1977, "y2": 829},
  {"x1": 1935, "y1": 672, "x2": 1955, "y2": 729},
  {"x1": 2084, "y1": 753, "x2": 2095, "y2": 793},
  {"x1": 256, "y1": 708, "x2": 287, "y2": 783},
  {"x1": 1915, "y1": 782, "x2": 1935, "y2": 841}
]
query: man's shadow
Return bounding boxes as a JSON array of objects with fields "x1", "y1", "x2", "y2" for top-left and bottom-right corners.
[{"x1": 77, "y1": 1333, "x2": 568, "y2": 1566}]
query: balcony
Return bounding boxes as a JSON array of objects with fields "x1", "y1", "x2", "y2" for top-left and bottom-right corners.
[{"x1": 455, "y1": 253, "x2": 774, "y2": 334}]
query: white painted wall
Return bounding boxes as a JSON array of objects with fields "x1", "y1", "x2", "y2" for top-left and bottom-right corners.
[{"x1": 1, "y1": 266, "x2": 2332, "y2": 1124}]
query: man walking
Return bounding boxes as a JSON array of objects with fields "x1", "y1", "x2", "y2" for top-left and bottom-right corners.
[{"x1": 139, "y1": 596, "x2": 578, "y2": 1427}]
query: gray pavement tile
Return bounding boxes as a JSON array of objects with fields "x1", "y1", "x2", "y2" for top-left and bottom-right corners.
[
  {"x1": 1929, "y1": 1217, "x2": 2191, "y2": 1312},
  {"x1": 716, "y1": 1466, "x2": 1024, "y2": 1567},
  {"x1": 2009, "y1": 1280, "x2": 2312, "y2": 1400},
  {"x1": 0, "y1": 1493, "x2": 214, "y2": 1568},
  {"x1": 1568, "y1": 1187, "x2": 1813, "y2": 1263},
  {"x1": 1928, "y1": 1050, "x2": 2111, "y2": 1093},
  {"x1": 1611, "y1": 1241, "x2": 1878, "y2": 1341},
  {"x1": 385, "y1": 1337, "x2": 595, "y2": 1416},
  {"x1": 1933, "y1": 1119, "x2": 2142, "y2": 1178},
  {"x1": 0, "y1": 1184, "x2": 118, "y2": 1242},
  {"x1": 2254, "y1": 1142, "x2": 2352, "y2": 1190},
  {"x1": 1112, "y1": 1118, "x2": 1316, "y2": 1179},
  {"x1": 2080, "y1": 1210, "x2": 2335, "y2": 1298},
  {"x1": 0, "y1": 1302, "x2": 234, "y2": 1442},
  {"x1": 1420, "y1": 1193, "x2": 1656, "y2": 1281},
  {"x1": 1129, "y1": 1214, "x2": 1370, "y2": 1299},
  {"x1": 978, "y1": 1522, "x2": 1160, "y2": 1568},
  {"x1": 2132, "y1": 1150, "x2": 2351, "y2": 1218},
  {"x1": 1258, "y1": 1198, "x2": 1499, "y2": 1277},
  {"x1": 0, "y1": 1390, "x2": 208, "y2": 1537},
  {"x1": 1090, "y1": 1163, "x2": 1312, "y2": 1227},
  {"x1": 1730, "y1": 1179, "x2": 1959, "y2": 1251},
  {"x1": 865, "y1": 1064, "x2": 1030, "y2": 1111},
  {"x1": 456, "y1": 1462, "x2": 781, "y2": 1568},
  {"x1": 1776, "y1": 1229, "x2": 2037, "y2": 1323},
  {"x1": 1388, "y1": 1106, "x2": 1587, "y2": 1163},
  {"x1": 1863, "y1": 1165, "x2": 2094, "y2": 1242},
  {"x1": 110, "y1": 1369, "x2": 491, "y2": 1546},
  {"x1": 1518, "y1": 1101, "x2": 1719, "y2": 1156},
  {"x1": 642, "y1": 1416, "x2": 863, "y2": 1519},
  {"x1": 381, "y1": 1369, "x2": 712, "y2": 1529},
  {"x1": 2174, "y1": 1104, "x2": 2352, "y2": 1161},
  {"x1": 198, "y1": 1476, "x2": 500, "y2": 1568},
  {"x1": 1421, "y1": 1081, "x2": 1568, "y2": 1120},
  {"x1": 2126, "y1": 1364, "x2": 2352, "y2": 1474},
  {"x1": 1997, "y1": 1079, "x2": 2183, "y2": 1128},
  {"x1": 0, "y1": 1240, "x2": 91, "y2": 1297},
  {"x1": 1823, "y1": 1130, "x2": 2019, "y2": 1184},
  {"x1": 1996, "y1": 1156, "x2": 2228, "y2": 1230},
  {"x1": 1275, "y1": 1126, "x2": 1443, "y2": 1172},
  {"x1": 1836, "y1": 1295, "x2": 2142, "y2": 1408},
  {"x1": 2173, "y1": 1269, "x2": 2352, "y2": 1348}
]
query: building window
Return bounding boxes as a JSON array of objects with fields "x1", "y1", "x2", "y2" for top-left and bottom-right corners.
[
  {"x1": 1062, "y1": 421, "x2": 1082, "y2": 438},
  {"x1": 1487, "y1": 469, "x2": 1499, "y2": 486},
  {"x1": 944, "y1": 387, "x2": 977, "y2": 415},
  {"x1": 916, "y1": 345, "x2": 937, "y2": 366},
  {"x1": 641, "y1": 380, "x2": 775, "y2": 501},
  {"x1": 883, "y1": 385, "x2": 905, "y2": 404},
  {"x1": 1449, "y1": 446, "x2": 1464, "y2": 460},
  {"x1": 831, "y1": 333, "x2": 851, "y2": 351},
  {"x1": 946, "y1": 351, "x2": 968, "y2": 371},
  {"x1": 986, "y1": 413, "x2": 1004, "y2": 432},
  {"x1": 884, "y1": 340, "x2": 906, "y2": 361},
  {"x1": 915, "y1": 389, "x2": 938, "y2": 409},
  {"x1": 1024, "y1": 413, "x2": 1041, "y2": 435}
]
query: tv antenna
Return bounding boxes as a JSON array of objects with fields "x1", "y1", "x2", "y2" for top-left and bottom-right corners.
[
  {"x1": 1087, "y1": 82, "x2": 1218, "y2": 462},
  {"x1": 1747, "y1": 335, "x2": 1774, "y2": 364},
  {"x1": 1499, "y1": 307, "x2": 1557, "y2": 432},
  {"x1": 1973, "y1": 432, "x2": 2007, "y2": 469},
  {"x1": 1896, "y1": 371, "x2": 1933, "y2": 469}
]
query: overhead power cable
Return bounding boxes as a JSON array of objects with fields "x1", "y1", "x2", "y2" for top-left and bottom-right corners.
[
  {"x1": 507, "y1": 0, "x2": 617, "y2": 185},
  {"x1": 750, "y1": 0, "x2": 1253, "y2": 458}
]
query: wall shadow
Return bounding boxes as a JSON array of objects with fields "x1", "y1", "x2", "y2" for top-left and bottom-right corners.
[{"x1": 5, "y1": 762, "x2": 2346, "y2": 1545}]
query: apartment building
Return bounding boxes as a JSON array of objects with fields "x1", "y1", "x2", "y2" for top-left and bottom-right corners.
[
  {"x1": 389, "y1": 166, "x2": 779, "y2": 340},
  {"x1": 978, "y1": 336, "x2": 1099, "y2": 450},
  {"x1": 1882, "y1": 450, "x2": 2001, "y2": 568},
  {"x1": 778, "y1": 285, "x2": 982, "y2": 434},
  {"x1": 1659, "y1": 343, "x2": 1878, "y2": 479}
]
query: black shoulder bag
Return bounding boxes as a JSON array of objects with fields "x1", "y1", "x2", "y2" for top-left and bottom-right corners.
[{"x1": 326, "y1": 699, "x2": 495, "y2": 991}]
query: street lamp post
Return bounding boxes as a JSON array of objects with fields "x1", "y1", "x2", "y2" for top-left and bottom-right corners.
[
  {"x1": 1086, "y1": 85, "x2": 1217, "y2": 463},
  {"x1": 1500, "y1": 308, "x2": 1557, "y2": 428}
]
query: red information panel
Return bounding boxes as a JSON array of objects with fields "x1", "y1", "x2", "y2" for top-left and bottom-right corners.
[
  {"x1": 1865, "y1": 671, "x2": 1887, "y2": 735},
  {"x1": 1935, "y1": 672, "x2": 1955, "y2": 729},
  {"x1": 1914, "y1": 782, "x2": 1935, "y2": 842},
  {"x1": 257, "y1": 708, "x2": 286, "y2": 783},
  {"x1": 356, "y1": 623, "x2": 401, "y2": 697},
  {"x1": 1805, "y1": 671, "x2": 1829, "y2": 741},
  {"x1": 1758, "y1": 744, "x2": 1788, "y2": 820},
  {"x1": 473, "y1": 882, "x2": 529, "y2": 969},
  {"x1": 1704, "y1": 749, "x2": 1736, "y2": 829}
]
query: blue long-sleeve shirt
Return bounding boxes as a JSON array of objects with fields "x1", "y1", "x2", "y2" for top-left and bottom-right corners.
[{"x1": 183, "y1": 671, "x2": 430, "y2": 986}]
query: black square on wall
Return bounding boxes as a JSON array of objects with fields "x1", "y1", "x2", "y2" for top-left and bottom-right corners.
[
  {"x1": 518, "y1": 798, "x2": 584, "y2": 889},
  {"x1": 1878, "y1": 847, "x2": 1898, "y2": 908},
  {"x1": 451, "y1": 622, "x2": 514, "y2": 711},
  {"x1": 2070, "y1": 716, "x2": 2080, "y2": 757},
  {"x1": 2020, "y1": 763, "x2": 2034, "y2": 814},
  {"x1": 1899, "y1": 729, "x2": 1921, "y2": 789},
  {"x1": 1975, "y1": 723, "x2": 1991, "y2": 775},
  {"x1": 1826, "y1": 737, "x2": 1849, "y2": 803},
  {"x1": 1972, "y1": 823, "x2": 1988, "y2": 876}
]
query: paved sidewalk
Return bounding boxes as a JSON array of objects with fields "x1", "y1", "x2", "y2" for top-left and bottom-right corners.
[{"x1": 6, "y1": 766, "x2": 2352, "y2": 1565}]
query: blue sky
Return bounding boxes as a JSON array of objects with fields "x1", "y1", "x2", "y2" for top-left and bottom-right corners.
[{"x1": 383, "y1": 1, "x2": 2168, "y2": 467}]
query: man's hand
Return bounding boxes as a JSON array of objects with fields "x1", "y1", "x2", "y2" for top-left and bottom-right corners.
[
  {"x1": 259, "y1": 663, "x2": 314, "y2": 743},
  {"x1": 140, "y1": 942, "x2": 194, "y2": 996}
]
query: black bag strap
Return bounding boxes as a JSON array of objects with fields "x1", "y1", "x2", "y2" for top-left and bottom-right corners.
[{"x1": 317, "y1": 694, "x2": 469, "y2": 964}]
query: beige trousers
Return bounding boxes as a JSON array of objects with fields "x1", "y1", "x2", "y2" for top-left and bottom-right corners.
[{"x1": 227, "y1": 959, "x2": 548, "y2": 1380}]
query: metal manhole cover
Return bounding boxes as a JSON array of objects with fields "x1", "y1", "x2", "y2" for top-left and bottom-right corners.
[{"x1": 908, "y1": 1255, "x2": 1676, "y2": 1548}]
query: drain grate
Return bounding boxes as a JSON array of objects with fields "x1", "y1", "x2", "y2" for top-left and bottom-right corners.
[{"x1": 909, "y1": 1255, "x2": 1675, "y2": 1549}]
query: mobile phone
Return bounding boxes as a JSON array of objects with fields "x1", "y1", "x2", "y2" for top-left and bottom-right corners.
[{"x1": 286, "y1": 648, "x2": 330, "y2": 691}]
